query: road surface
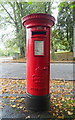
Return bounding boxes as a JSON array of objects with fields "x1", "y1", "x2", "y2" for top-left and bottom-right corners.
[{"x1": 0, "y1": 63, "x2": 74, "y2": 80}]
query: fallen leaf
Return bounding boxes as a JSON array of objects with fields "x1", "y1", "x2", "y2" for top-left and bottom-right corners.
[
  {"x1": 10, "y1": 100, "x2": 15, "y2": 102},
  {"x1": 24, "y1": 110, "x2": 28, "y2": 112},
  {"x1": 3, "y1": 96, "x2": 8, "y2": 99},
  {"x1": 18, "y1": 106, "x2": 23, "y2": 109},
  {"x1": 57, "y1": 115, "x2": 64, "y2": 119},
  {"x1": 26, "y1": 116, "x2": 31, "y2": 119},
  {"x1": 8, "y1": 96, "x2": 16, "y2": 99},
  {"x1": 16, "y1": 103, "x2": 20, "y2": 107},
  {"x1": 11, "y1": 105, "x2": 16, "y2": 108},
  {"x1": 0, "y1": 106, "x2": 3, "y2": 109},
  {"x1": 68, "y1": 111, "x2": 73, "y2": 115},
  {"x1": 16, "y1": 99, "x2": 24, "y2": 103}
]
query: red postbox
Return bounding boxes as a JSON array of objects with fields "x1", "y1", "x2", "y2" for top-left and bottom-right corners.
[{"x1": 22, "y1": 13, "x2": 55, "y2": 111}]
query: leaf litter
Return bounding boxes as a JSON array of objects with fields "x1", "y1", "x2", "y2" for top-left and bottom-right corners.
[{"x1": 0, "y1": 78, "x2": 74, "y2": 118}]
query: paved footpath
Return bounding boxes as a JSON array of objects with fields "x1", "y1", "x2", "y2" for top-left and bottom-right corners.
[
  {"x1": 0, "y1": 95, "x2": 54, "y2": 119},
  {"x1": 0, "y1": 62, "x2": 74, "y2": 119},
  {"x1": 0, "y1": 63, "x2": 74, "y2": 80}
]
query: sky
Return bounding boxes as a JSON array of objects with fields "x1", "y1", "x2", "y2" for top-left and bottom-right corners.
[
  {"x1": 0, "y1": 1, "x2": 59, "y2": 50},
  {"x1": 52, "y1": 1, "x2": 59, "y2": 21},
  {"x1": 0, "y1": 25, "x2": 15, "y2": 49}
]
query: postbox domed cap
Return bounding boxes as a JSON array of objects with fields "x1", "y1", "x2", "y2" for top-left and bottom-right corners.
[{"x1": 22, "y1": 13, "x2": 55, "y2": 28}]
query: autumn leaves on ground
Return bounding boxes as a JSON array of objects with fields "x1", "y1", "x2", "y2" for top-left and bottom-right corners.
[{"x1": 0, "y1": 78, "x2": 74, "y2": 119}]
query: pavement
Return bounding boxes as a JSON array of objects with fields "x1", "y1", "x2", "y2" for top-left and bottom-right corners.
[
  {"x1": 0, "y1": 95, "x2": 54, "y2": 119},
  {"x1": 0, "y1": 57, "x2": 74, "y2": 119}
]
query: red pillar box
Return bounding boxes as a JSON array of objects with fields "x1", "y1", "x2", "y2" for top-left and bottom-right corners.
[{"x1": 22, "y1": 13, "x2": 55, "y2": 111}]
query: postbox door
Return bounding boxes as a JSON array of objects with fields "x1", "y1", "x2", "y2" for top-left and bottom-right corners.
[{"x1": 27, "y1": 34, "x2": 50, "y2": 96}]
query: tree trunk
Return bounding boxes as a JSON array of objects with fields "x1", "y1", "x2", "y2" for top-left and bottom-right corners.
[
  {"x1": 20, "y1": 46, "x2": 25, "y2": 58},
  {"x1": 73, "y1": 2, "x2": 75, "y2": 57},
  {"x1": 73, "y1": 23, "x2": 75, "y2": 56}
]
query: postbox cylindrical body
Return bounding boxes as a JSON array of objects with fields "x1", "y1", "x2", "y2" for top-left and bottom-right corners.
[{"x1": 22, "y1": 13, "x2": 55, "y2": 111}]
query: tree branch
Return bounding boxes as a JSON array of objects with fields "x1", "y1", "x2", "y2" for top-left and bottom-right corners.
[
  {"x1": 6, "y1": 20, "x2": 14, "y2": 24},
  {"x1": 1, "y1": 4, "x2": 16, "y2": 24}
]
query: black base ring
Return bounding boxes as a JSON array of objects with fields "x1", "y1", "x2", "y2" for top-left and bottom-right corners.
[{"x1": 25, "y1": 93, "x2": 50, "y2": 111}]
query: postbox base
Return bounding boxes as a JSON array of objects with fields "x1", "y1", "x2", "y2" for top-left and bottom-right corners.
[{"x1": 26, "y1": 93, "x2": 50, "y2": 111}]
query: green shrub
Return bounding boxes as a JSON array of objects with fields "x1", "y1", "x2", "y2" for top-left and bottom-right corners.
[{"x1": 73, "y1": 57, "x2": 75, "y2": 61}]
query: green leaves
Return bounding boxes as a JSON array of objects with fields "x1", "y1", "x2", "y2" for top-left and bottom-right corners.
[
  {"x1": 70, "y1": 4, "x2": 75, "y2": 8},
  {"x1": 28, "y1": 0, "x2": 32, "y2": 4},
  {"x1": 57, "y1": 2, "x2": 73, "y2": 52},
  {"x1": 1, "y1": 2, "x2": 52, "y2": 57}
]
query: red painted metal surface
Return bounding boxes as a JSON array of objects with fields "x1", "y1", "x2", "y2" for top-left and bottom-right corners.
[{"x1": 22, "y1": 13, "x2": 55, "y2": 96}]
